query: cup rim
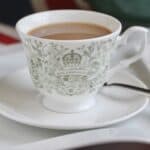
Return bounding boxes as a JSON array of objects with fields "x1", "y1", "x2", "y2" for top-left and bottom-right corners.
[{"x1": 16, "y1": 9, "x2": 122, "y2": 43}]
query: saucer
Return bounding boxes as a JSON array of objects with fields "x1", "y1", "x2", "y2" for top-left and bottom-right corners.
[{"x1": 0, "y1": 68, "x2": 148, "y2": 130}]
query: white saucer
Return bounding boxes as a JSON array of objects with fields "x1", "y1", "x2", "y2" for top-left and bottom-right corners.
[{"x1": 0, "y1": 68, "x2": 148, "y2": 130}]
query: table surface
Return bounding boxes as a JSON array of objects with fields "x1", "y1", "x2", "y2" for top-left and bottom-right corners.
[{"x1": 0, "y1": 25, "x2": 150, "y2": 149}]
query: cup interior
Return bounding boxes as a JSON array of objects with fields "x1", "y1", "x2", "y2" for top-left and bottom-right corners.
[{"x1": 16, "y1": 10, "x2": 121, "y2": 37}]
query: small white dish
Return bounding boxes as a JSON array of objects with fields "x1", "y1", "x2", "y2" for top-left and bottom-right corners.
[{"x1": 0, "y1": 68, "x2": 148, "y2": 130}]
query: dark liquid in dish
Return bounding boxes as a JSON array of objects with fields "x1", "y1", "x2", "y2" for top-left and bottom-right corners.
[
  {"x1": 28, "y1": 22, "x2": 111, "y2": 40},
  {"x1": 74, "y1": 142, "x2": 150, "y2": 150}
]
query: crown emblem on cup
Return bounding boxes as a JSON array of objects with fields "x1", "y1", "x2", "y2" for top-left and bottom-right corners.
[{"x1": 62, "y1": 50, "x2": 81, "y2": 67}]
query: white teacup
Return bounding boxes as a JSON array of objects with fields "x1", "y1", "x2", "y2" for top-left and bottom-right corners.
[{"x1": 16, "y1": 10, "x2": 148, "y2": 113}]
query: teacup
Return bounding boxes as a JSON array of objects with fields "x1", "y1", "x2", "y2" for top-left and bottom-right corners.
[{"x1": 16, "y1": 10, "x2": 148, "y2": 113}]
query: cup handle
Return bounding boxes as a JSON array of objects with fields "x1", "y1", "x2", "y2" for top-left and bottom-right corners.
[{"x1": 107, "y1": 26, "x2": 148, "y2": 78}]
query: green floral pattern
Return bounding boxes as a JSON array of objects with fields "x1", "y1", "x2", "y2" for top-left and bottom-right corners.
[{"x1": 23, "y1": 37, "x2": 115, "y2": 96}]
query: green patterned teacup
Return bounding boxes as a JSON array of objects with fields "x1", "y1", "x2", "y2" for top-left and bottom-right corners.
[{"x1": 16, "y1": 10, "x2": 148, "y2": 113}]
